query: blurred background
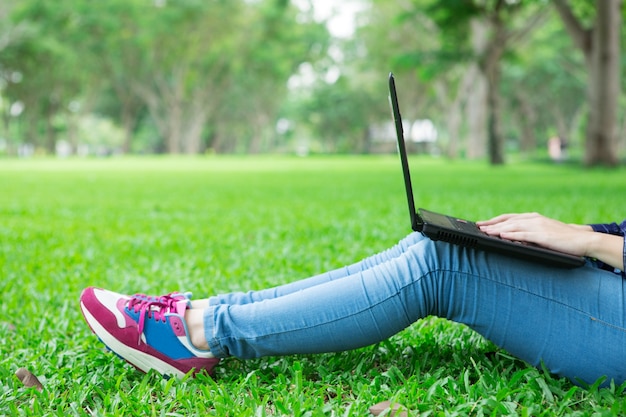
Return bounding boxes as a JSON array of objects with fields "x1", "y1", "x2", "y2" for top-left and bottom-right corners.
[{"x1": 0, "y1": 0, "x2": 623, "y2": 166}]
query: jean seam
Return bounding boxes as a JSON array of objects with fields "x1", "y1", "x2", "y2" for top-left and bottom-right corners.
[{"x1": 589, "y1": 316, "x2": 626, "y2": 334}]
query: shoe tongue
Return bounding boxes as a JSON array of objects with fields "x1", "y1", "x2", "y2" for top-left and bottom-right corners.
[{"x1": 172, "y1": 299, "x2": 190, "y2": 316}]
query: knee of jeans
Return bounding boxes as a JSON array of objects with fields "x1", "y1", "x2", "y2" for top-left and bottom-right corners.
[{"x1": 405, "y1": 237, "x2": 445, "y2": 271}]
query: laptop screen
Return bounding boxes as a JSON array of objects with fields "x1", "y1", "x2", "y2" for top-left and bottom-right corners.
[{"x1": 389, "y1": 73, "x2": 420, "y2": 232}]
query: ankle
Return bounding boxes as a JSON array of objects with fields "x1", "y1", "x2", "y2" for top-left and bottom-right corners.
[
  {"x1": 190, "y1": 299, "x2": 210, "y2": 309},
  {"x1": 185, "y1": 309, "x2": 210, "y2": 351}
]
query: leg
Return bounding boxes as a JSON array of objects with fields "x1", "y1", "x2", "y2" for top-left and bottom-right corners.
[
  {"x1": 206, "y1": 232, "x2": 426, "y2": 306},
  {"x1": 204, "y1": 238, "x2": 626, "y2": 385},
  {"x1": 79, "y1": 233, "x2": 424, "y2": 378}
]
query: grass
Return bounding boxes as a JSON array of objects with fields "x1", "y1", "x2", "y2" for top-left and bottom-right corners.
[{"x1": 1, "y1": 155, "x2": 626, "y2": 416}]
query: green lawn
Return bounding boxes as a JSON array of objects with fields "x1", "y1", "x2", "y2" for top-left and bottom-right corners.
[{"x1": 1, "y1": 155, "x2": 626, "y2": 416}]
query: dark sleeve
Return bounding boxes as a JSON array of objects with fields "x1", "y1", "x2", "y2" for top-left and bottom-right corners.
[{"x1": 589, "y1": 221, "x2": 626, "y2": 236}]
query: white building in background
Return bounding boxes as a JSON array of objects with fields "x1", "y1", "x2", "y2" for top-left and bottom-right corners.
[
  {"x1": 369, "y1": 119, "x2": 438, "y2": 154},
  {"x1": 409, "y1": 119, "x2": 438, "y2": 144}
]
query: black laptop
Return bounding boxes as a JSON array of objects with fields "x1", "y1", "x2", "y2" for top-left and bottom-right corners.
[{"x1": 388, "y1": 73, "x2": 585, "y2": 268}]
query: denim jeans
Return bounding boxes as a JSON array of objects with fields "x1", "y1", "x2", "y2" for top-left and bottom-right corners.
[{"x1": 204, "y1": 232, "x2": 626, "y2": 385}]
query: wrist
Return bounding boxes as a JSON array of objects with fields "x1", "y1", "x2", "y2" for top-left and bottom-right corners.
[
  {"x1": 585, "y1": 232, "x2": 624, "y2": 271},
  {"x1": 584, "y1": 231, "x2": 603, "y2": 258}
]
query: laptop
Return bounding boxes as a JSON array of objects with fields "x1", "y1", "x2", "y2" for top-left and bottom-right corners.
[{"x1": 388, "y1": 73, "x2": 585, "y2": 268}]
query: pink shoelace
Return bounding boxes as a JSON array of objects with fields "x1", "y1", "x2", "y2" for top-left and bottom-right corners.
[{"x1": 126, "y1": 293, "x2": 188, "y2": 344}]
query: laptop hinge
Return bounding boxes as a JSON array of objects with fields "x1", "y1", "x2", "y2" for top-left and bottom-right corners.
[{"x1": 413, "y1": 214, "x2": 424, "y2": 232}]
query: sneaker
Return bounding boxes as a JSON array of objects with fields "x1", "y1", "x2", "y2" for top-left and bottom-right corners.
[{"x1": 79, "y1": 287, "x2": 220, "y2": 379}]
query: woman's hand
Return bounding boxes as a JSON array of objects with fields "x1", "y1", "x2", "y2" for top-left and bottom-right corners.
[
  {"x1": 476, "y1": 213, "x2": 591, "y2": 257},
  {"x1": 476, "y1": 213, "x2": 624, "y2": 270}
]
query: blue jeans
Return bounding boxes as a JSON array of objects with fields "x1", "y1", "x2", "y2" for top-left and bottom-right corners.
[{"x1": 204, "y1": 233, "x2": 626, "y2": 385}]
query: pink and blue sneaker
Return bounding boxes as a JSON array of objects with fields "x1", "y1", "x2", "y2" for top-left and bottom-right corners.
[{"x1": 79, "y1": 287, "x2": 220, "y2": 379}]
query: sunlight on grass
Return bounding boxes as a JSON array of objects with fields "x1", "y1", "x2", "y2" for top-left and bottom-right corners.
[{"x1": 1, "y1": 156, "x2": 626, "y2": 415}]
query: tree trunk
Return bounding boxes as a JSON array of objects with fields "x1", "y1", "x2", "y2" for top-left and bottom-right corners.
[
  {"x1": 115, "y1": 92, "x2": 143, "y2": 154},
  {"x1": 515, "y1": 90, "x2": 537, "y2": 153},
  {"x1": 476, "y1": 14, "x2": 507, "y2": 165},
  {"x1": 553, "y1": 0, "x2": 622, "y2": 166},
  {"x1": 433, "y1": 61, "x2": 478, "y2": 159},
  {"x1": 465, "y1": 64, "x2": 488, "y2": 159},
  {"x1": 120, "y1": 106, "x2": 135, "y2": 154},
  {"x1": 466, "y1": 18, "x2": 489, "y2": 160},
  {"x1": 584, "y1": 0, "x2": 621, "y2": 166},
  {"x1": 486, "y1": 68, "x2": 504, "y2": 165},
  {"x1": 182, "y1": 108, "x2": 208, "y2": 154},
  {"x1": 482, "y1": 22, "x2": 506, "y2": 165},
  {"x1": 248, "y1": 114, "x2": 268, "y2": 154},
  {"x1": 45, "y1": 104, "x2": 56, "y2": 155},
  {"x1": 445, "y1": 105, "x2": 462, "y2": 159},
  {"x1": 167, "y1": 103, "x2": 182, "y2": 154}
]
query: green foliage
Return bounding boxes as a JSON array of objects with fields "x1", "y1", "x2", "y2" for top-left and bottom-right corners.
[
  {"x1": 1, "y1": 0, "x2": 88, "y2": 151},
  {"x1": 0, "y1": 0, "x2": 623, "y2": 163},
  {"x1": 1, "y1": 156, "x2": 626, "y2": 415},
  {"x1": 421, "y1": 0, "x2": 479, "y2": 36},
  {"x1": 502, "y1": 10, "x2": 587, "y2": 149},
  {"x1": 567, "y1": 0, "x2": 598, "y2": 27},
  {"x1": 290, "y1": 75, "x2": 378, "y2": 153},
  {"x1": 0, "y1": 0, "x2": 330, "y2": 154}
]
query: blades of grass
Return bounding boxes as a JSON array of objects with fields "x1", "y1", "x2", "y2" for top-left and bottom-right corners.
[{"x1": 534, "y1": 376, "x2": 555, "y2": 405}]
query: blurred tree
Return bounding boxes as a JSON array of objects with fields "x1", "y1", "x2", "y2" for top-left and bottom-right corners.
[
  {"x1": 2, "y1": 0, "x2": 329, "y2": 155},
  {"x1": 553, "y1": 0, "x2": 622, "y2": 166},
  {"x1": 2, "y1": 0, "x2": 87, "y2": 153},
  {"x1": 126, "y1": 0, "x2": 328, "y2": 154},
  {"x1": 322, "y1": 0, "x2": 440, "y2": 152},
  {"x1": 501, "y1": 11, "x2": 586, "y2": 156},
  {"x1": 72, "y1": 0, "x2": 149, "y2": 154},
  {"x1": 372, "y1": 5, "x2": 486, "y2": 160},
  {"x1": 358, "y1": 0, "x2": 548, "y2": 163},
  {"x1": 0, "y1": 0, "x2": 29, "y2": 148},
  {"x1": 128, "y1": 0, "x2": 244, "y2": 154},
  {"x1": 210, "y1": 0, "x2": 329, "y2": 153},
  {"x1": 1, "y1": 0, "x2": 622, "y2": 161},
  {"x1": 294, "y1": 75, "x2": 377, "y2": 153},
  {"x1": 422, "y1": 0, "x2": 548, "y2": 164}
]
